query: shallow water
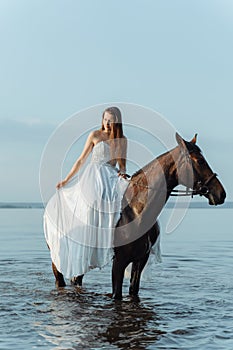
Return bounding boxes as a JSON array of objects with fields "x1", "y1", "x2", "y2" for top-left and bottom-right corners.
[{"x1": 0, "y1": 208, "x2": 232, "y2": 349}]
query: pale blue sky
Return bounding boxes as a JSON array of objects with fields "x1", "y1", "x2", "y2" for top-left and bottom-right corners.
[{"x1": 0, "y1": 0, "x2": 232, "y2": 201}]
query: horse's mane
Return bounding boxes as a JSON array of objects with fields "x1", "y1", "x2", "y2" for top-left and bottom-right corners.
[
  {"x1": 130, "y1": 150, "x2": 170, "y2": 180},
  {"x1": 185, "y1": 141, "x2": 202, "y2": 154},
  {"x1": 130, "y1": 159, "x2": 155, "y2": 179},
  {"x1": 131, "y1": 168, "x2": 144, "y2": 179},
  {"x1": 130, "y1": 141, "x2": 202, "y2": 180}
]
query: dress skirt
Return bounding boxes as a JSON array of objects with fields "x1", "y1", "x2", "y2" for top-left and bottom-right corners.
[{"x1": 44, "y1": 141, "x2": 129, "y2": 278}]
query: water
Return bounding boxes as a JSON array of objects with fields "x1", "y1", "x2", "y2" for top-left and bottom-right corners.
[{"x1": 0, "y1": 208, "x2": 232, "y2": 349}]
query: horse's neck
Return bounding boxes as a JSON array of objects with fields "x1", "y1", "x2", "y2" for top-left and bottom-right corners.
[
  {"x1": 147, "y1": 147, "x2": 179, "y2": 194},
  {"x1": 126, "y1": 147, "x2": 179, "y2": 217}
]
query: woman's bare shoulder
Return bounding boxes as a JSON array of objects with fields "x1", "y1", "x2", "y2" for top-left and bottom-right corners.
[
  {"x1": 87, "y1": 130, "x2": 105, "y2": 145},
  {"x1": 87, "y1": 129, "x2": 101, "y2": 139},
  {"x1": 93, "y1": 129, "x2": 102, "y2": 137}
]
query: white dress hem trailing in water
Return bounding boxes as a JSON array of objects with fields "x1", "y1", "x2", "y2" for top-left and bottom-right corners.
[{"x1": 44, "y1": 141, "x2": 129, "y2": 278}]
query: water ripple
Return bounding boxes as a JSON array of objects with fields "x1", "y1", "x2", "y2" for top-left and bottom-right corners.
[{"x1": 1, "y1": 209, "x2": 233, "y2": 349}]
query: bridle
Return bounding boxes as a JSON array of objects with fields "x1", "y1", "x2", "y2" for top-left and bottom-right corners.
[
  {"x1": 129, "y1": 172, "x2": 218, "y2": 197},
  {"x1": 170, "y1": 172, "x2": 218, "y2": 197},
  {"x1": 127, "y1": 145, "x2": 218, "y2": 198},
  {"x1": 128, "y1": 147, "x2": 218, "y2": 198},
  {"x1": 168, "y1": 146, "x2": 218, "y2": 198}
]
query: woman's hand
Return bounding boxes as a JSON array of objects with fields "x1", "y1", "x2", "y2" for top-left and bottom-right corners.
[
  {"x1": 118, "y1": 171, "x2": 130, "y2": 180},
  {"x1": 56, "y1": 179, "x2": 68, "y2": 189}
]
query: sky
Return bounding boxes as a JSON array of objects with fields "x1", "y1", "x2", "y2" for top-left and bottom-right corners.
[{"x1": 0, "y1": 0, "x2": 232, "y2": 202}]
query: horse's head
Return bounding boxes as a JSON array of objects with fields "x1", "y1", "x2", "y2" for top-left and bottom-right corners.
[{"x1": 176, "y1": 133, "x2": 226, "y2": 205}]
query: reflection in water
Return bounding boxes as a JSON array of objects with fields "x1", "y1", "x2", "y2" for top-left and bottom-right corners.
[
  {"x1": 99, "y1": 298, "x2": 165, "y2": 350},
  {"x1": 37, "y1": 288, "x2": 165, "y2": 349}
]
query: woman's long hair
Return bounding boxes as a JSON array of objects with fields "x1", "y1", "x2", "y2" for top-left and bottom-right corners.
[
  {"x1": 101, "y1": 107, "x2": 125, "y2": 165},
  {"x1": 101, "y1": 106, "x2": 124, "y2": 139}
]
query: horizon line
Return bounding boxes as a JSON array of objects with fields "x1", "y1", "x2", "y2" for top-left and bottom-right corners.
[{"x1": 0, "y1": 201, "x2": 232, "y2": 209}]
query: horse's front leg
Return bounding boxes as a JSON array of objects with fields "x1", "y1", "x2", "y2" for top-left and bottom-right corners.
[
  {"x1": 112, "y1": 257, "x2": 127, "y2": 300},
  {"x1": 129, "y1": 253, "x2": 149, "y2": 297},
  {"x1": 52, "y1": 262, "x2": 66, "y2": 287}
]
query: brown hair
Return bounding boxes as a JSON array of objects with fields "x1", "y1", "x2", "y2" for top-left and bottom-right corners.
[
  {"x1": 101, "y1": 107, "x2": 124, "y2": 140},
  {"x1": 101, "y1": 107, "x2": 126, "y2": 167}
]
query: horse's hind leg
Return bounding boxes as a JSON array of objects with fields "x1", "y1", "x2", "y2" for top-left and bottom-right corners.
[
  {"x1": 52, "y1": 262, "x2": 66, "y2": 287},
  {"x1": 129, "y1": 254, "x2": 149, "y2": 296},
  {"x1": 71, "y1": 275, "x2": 84, "y2": 286}
]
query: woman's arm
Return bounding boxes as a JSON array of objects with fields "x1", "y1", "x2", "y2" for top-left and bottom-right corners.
[{"x1": 56, "y1": 132, "x2": 95, "y2": 189}]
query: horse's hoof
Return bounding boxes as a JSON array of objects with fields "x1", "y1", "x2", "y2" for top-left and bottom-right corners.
[
  {"x1": 129, "y1": 294, "x2": 140, "y2": 302},
  {"x1": 70, "y1": 275, "x2": 83, "y2": 286},
  {"x1": 112, "y1": 293, "x2": 123, "y2": 300}
]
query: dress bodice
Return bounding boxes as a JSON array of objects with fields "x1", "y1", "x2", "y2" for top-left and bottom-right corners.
[{"x1": 91, "y1": 141, "x2": 111, "y2": 164}]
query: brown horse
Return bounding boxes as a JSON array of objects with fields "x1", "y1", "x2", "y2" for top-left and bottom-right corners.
[
  {"x1": 111, "y1": 133, "x2": 226, "y2": 299},
  {"x1": 52, "y1": 133, "x2": 226, "y2": 299}
]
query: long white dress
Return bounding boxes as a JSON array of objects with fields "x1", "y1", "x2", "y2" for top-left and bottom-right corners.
[{"x1": 43, "y1": 141, "x2": 129, "y2": 278}]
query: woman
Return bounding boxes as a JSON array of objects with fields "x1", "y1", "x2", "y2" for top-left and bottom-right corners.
[{"x1": 44, "y1": 107, "x2": 129, "y2": 280}]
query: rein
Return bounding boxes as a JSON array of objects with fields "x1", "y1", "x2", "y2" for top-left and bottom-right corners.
[
  {"x1": 129, "y1": 172, "x2": 218, "y2": 198},
  {"x1": 170, "y1": 172, "x2": 218, "y2": 197}
]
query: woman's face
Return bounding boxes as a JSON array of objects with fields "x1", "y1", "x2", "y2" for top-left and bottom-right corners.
[{"x1": 103, "y1": 112, "x2": 115, "y2": 133}]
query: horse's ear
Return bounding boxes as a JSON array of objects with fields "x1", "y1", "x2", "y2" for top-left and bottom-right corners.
[
  {"x1": 176, "y1": 132, "x2": 186, "y2": 148},
  {"x1": 176, "y1": 132, "x2": 189, "y2": 156},
  {"x1": 190, "y1": 133, "x2": 198, "y2": 144}
]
